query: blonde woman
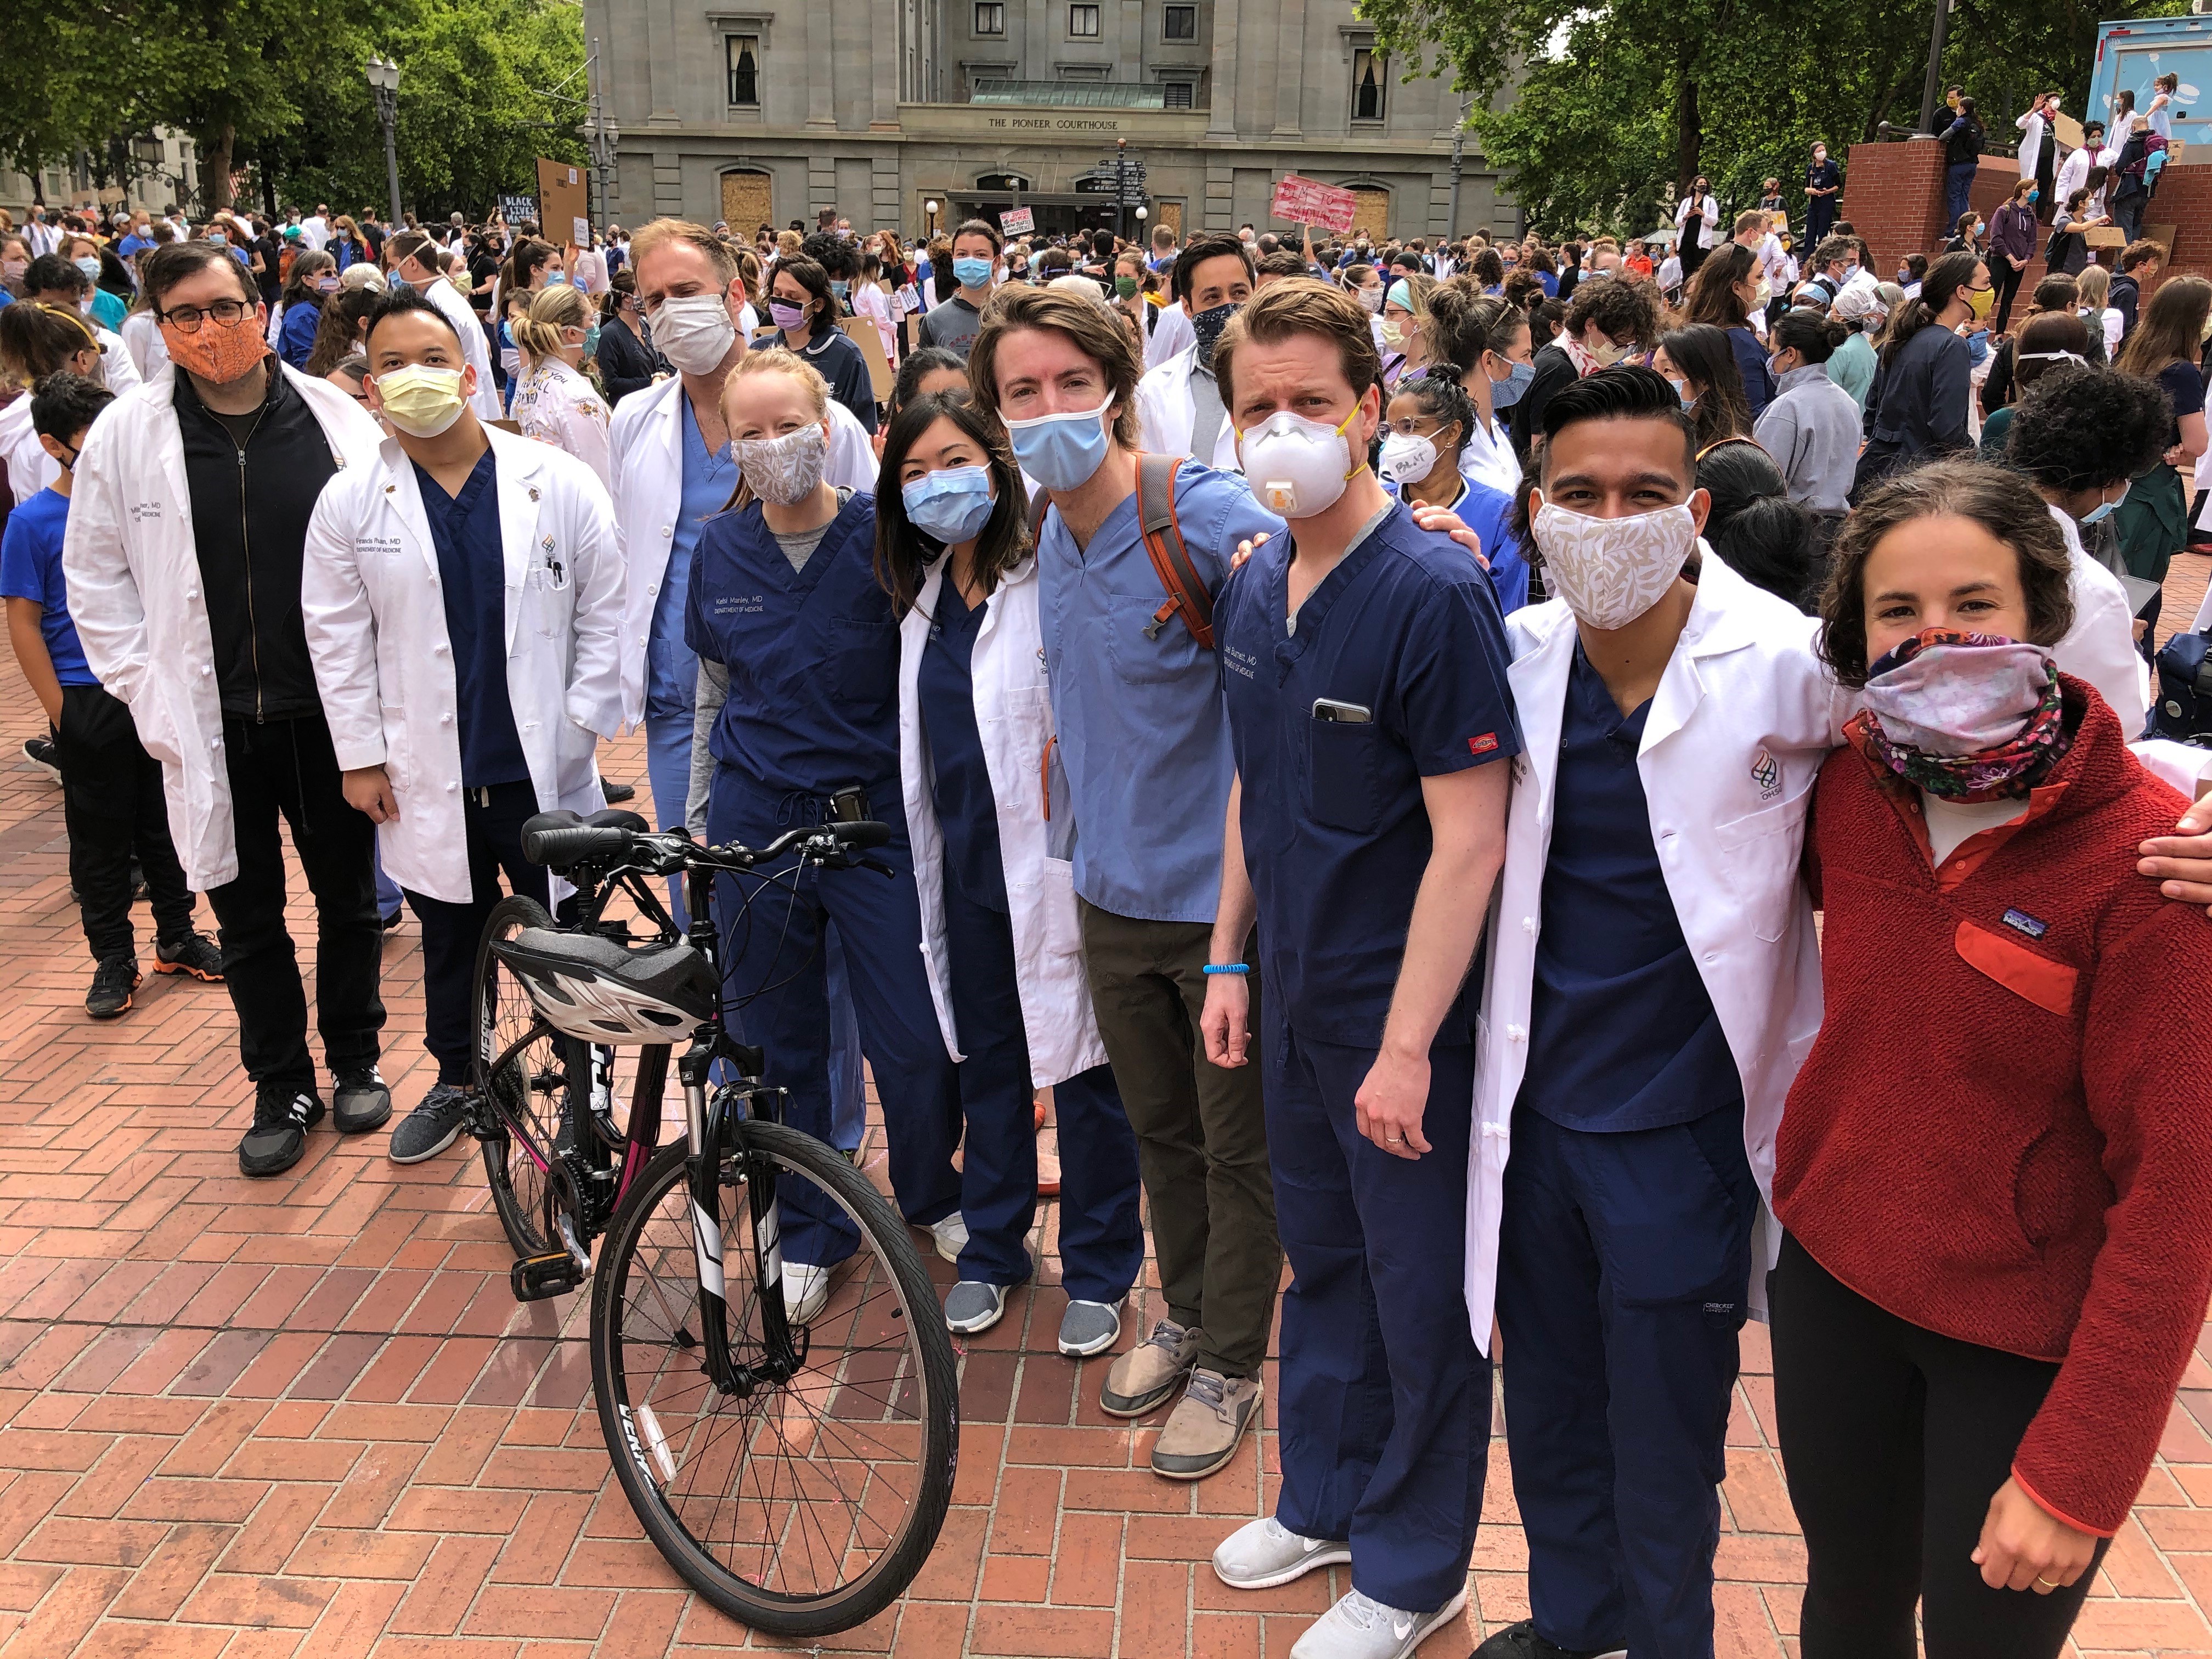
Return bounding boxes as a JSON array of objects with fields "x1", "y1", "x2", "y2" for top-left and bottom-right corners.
[
  {"x1": 1380, "y1": 269, "x2": 1438, "y2": 387},
  {"x1": 509, "y1": 282, "x2": 611, "y2": 491},
  {"x1": 682, "y1": 348, "x2": 964, "y2": 1321},
  {"x1": 732, "y1": 248, "x2": 765, "y2": 338},
  {"x1": 2074, "y1": 264, "x2": 2123, "y2": 358}
]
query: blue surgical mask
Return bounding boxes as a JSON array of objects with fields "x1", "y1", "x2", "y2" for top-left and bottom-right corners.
[
  {"x1": 546, "y1": 270, "x2": 567, "y2": 286},
  {"x1": 1488, "y1": 357, "x2": 1535, "y2": 411},
  {"x1": 2081, "y1": 482, "x2": 2129, "y2": 526},
  {"x1": 953, "y1": 256, "x2": 995, "y2": 289},
  {"x1": 74, "y1": 256, "x2": 100, "y2": 281},
  {"x1": 1004, "y1": 394, "x2": 1114, "y2": 492},
  {"x1": 902, "y1": 465, "x2": 997, "y2": 545},
  {"x1": 830, "y1": 279, "x2": 850, "y2": 301},
  {"x1": 580, "y1": 322, "x2": 601, "y2": 358}
]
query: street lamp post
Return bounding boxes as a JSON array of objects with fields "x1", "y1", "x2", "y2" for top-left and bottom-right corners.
[
  {"x1": 1114, "y1": 137, "x2": 1128, "y2": 241},
  {"x1": 1445, "y1": 89, "x2": 1472, "y2": 242},
  {"x1": 584, "y1": 37, "x2": 620, "y2": 235},
  {"x1": 365, "y1": 55, "x2": 403, "y2": 225},
  {"x1": 925, "y1": 197, "x2": 939, "y2": 237}
]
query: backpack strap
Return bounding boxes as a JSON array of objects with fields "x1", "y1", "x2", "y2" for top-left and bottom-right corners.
[
  {"x1": 1027, "y1": 485, "x2": 1051, "y2": 543},
  {"x1": 1134, "y1": 452, "x2": 1215, "y2": 651}
]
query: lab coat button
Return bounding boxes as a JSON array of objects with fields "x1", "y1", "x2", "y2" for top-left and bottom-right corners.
[
  {"x1": 439, "y1": 713, "x2": 453, "y2": 725},
  {"x1": 648, "y1": 583, "x2": 657, "y2": 596},
  {"x1": 1520, "y1": 916, "x2": 1536, "y2": 934},
  {"x1": 447, "y1": 782, "x2": 459, "y2": 793},
  {"x1": 433, "y1": 643, "x2": 448, "y2": 654},
  {"x1": 1505, "y1": 1024, "x2": 1527, "y2": 1042},
  {"x1": 661, "y1": 526, "x2": 672, "y2": 538}
]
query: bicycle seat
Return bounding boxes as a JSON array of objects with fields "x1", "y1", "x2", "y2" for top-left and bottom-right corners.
[{"x1": 493, "y1": 927, "x2": 719, "y2": 1043}]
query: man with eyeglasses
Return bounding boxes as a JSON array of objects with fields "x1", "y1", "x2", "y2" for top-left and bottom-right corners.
[{"x1": 61, "y1": 238, "x2": 395, "y2": 1179}]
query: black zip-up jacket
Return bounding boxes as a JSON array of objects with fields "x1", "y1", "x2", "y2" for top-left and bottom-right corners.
[{"x1": 172, "y1": 362, "x2": 338, "y2": 724}]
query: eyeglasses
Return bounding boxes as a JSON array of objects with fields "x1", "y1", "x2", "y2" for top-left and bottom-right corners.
[
  {"x1": 158, "y1": 298, "x2": 253, "y2": 332},
  {"x1": 1379, "y1": 416, "x2": 1443, "y2": 437}
]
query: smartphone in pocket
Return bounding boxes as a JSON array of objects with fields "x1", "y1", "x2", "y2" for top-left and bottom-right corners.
[{"x1": 1312, "y1": 698, "x2": 1373, "y2": 724}]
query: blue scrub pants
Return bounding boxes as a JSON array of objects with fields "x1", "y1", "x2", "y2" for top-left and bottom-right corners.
[
  {"x1": 648, "y1": 713, "x2": 866, "y2": 1150},
  {"x1": 1266, "y1": 1009, "x2": 1487, "y2": 1615},
  {"x1": 373, "y1": 844, "x2": 402, "y2": 924},
  {"x1": 1495, "y1": 1099, "x2": 1758, "y2": 1659},
  {"x1": 705, "y1": 768, "x2": 962, "y2": 1268},
  {"x1": 940, "y1": 858, "x2": 1142, "y2": 1303}
]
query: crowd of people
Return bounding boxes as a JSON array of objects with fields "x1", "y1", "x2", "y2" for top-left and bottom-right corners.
[{"x1": 2, "y1": 174, "x2": 2212, "y2": 1659}]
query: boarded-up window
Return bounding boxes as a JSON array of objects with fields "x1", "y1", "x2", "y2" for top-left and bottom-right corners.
[
  {"x1": 721, "y1": 171, "x2": 771, "y2": 236},
  {"x1": 1350, "y1": 188, "x2": 1390, "y2": 242}
]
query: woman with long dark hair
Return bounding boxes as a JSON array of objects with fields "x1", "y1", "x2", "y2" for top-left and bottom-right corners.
[
  {"x1": 873, "y1": 388, "x2": 1144, "y2": 1345},
  {"x1": 1684, "y1": 243, "x2": 1776, "y2": 417},
  {"x1": 1655, "y1": 321, "x2": 1753, "y2": 453},
  {"x1": 2111, "y1": 273, "x2": 2210, "y2": 603},
  {"x1": 275, "y1": 250, "x2": 336, "y2": 370},
  {"x1": 1852, "y1": 250, "x2": 1991, "y2": 498}
]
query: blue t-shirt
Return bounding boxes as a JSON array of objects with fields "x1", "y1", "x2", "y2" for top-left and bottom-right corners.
[
  {"x1": 918, "y1": 579, "x2": 1008, "y2": 912},
  {"x1": 1519, "y1": 641, "x2": 1743, "y2": 1132},
  {"x1": 0, "y1": 488, "x2": 95, "y2": 686},
  {"x1": 1035, "y1": 460, "x2": 1284, "y2": 924},
  {"x1": 648, "y1": 396, "x2": 730, "y2": 721},
  {"x1": 1217, "y1": 500, "x2": 1519, "y2": 1048},
  {"x1": 414, "y1": 450, "x2": 531, "y2": 788}
]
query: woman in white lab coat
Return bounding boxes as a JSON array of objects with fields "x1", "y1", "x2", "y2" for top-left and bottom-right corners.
[
  {"x1": 509, "y1": 282, "x2": 612, "y2": 493},
  {"x1": 877, "y1": 388, "x2": 1143, "y2": 1355}
]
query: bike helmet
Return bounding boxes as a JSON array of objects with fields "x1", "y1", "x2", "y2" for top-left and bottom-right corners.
[{"x1": 493, "y1": 929, "x2": 720, "y2": 1043}]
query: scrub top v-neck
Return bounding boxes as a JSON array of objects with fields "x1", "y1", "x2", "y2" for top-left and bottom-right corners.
[
  {"x1": 648, "y1": 395, "x2": 730, "y2": 721},
  {"x1": 917, "y1": 578, "x2": 1009, "y2": 912}
]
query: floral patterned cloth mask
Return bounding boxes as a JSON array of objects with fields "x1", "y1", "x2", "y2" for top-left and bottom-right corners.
[
  {"x1": 1857, "y1": 628, "x2": 2068, "y2": 801},
  {"x1": 1530, "y1": 499, "x2": 1697, "y2": 629},
  {"x1": 733, "y1": 423, "x2": 828, "y2": 506}
]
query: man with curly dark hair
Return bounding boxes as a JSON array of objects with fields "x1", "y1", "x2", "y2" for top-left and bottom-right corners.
[
  {"x1": 1512, "y1": 274, "x2": 1663, "y2": 465},
  {"x1": 2004, "y1": 362, "x2": 2172, "y2": 728}
]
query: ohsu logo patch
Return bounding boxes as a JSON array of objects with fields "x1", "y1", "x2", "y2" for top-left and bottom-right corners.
[{"x1": 1750, "y1": 747, "x2": 1781, "y2": 800}]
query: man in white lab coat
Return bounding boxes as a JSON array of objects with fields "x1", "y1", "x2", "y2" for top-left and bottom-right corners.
[
  {"x1": 386, "y1": 229, "x2": 501, "y2": 421},
  {"x1": 302, "y1": 290, "x2": 623, "y2": 1165},
  {"x1": 63, "y1": 239, "x2": 393, "y2": 1179},
  {"x1": 1134, "y1": 233, "x2": 1255, "y2": 470},
  {"x1": 1468, "y1": 367, "x2": 2212, "y2": 1659}
]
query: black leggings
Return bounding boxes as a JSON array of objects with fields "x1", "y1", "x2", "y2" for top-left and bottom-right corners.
[
  {"x1": 1991, "y1": 258, "x2": 2027, "y2": 336},
  {"x1": 1770, "y1": 1233, "x2": 2112, "y2": 1659}
]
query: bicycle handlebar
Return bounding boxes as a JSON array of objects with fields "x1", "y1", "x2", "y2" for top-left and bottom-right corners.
[{"x1": 520, "y1": 811, "x2": 891, "y2": 878}]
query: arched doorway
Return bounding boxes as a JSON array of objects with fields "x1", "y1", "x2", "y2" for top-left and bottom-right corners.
[{"x1": 720, "y1": 170, "x2": 771, "y2": 235}]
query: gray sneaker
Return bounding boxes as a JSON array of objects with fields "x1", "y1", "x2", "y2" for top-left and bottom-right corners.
[
  {"x1": 1100, "y1": 1317, "x2": 1200, "y2": 1417},
  {"x1": 388, "y1": 1082, "x2": 473, "y2": 1164},
  {"x1": 943, "y1": 1280, "x2": 1007, "y2": 1335},
  {"x1": 1289, "y1": 1588, "x2": 1468, "y2": 1659},
  {"x1": 1057, "y1": 1297, "x2": 1122, "y2": 1357},
  {"x1": 1211, "y1": 1516, "x2": 1351, "y2": 1590},
  {"x1": 1152, "y1": 1368, "x2": 1261, "y2": 1480}
]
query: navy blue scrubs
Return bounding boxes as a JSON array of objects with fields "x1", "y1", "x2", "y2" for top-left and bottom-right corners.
[
  {"x1": 1216, "y1": 499, "x2": 1519, "y2": 1615},
  {"x1": 1497, "y1": 641, "x2": 1757, "y2": 1659},
  {"x1": 918, "y1": 579, "x2": 1142, "y2": 1301},
  {"x1": 685, "y1": 492, "x2": 962, "y2": 1270}
]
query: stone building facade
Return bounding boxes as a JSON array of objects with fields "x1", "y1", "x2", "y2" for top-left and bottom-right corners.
[{"x1": 580, "y1": 0, "x2": 1517, "y2": 245}]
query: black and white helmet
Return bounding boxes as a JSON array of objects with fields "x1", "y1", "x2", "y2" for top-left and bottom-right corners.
[{"x1": 492, "y1": 929, "x2": 719, "y2": 1044}]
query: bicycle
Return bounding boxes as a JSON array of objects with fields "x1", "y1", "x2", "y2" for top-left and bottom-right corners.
[{"x1": 465, "y1": 806, "x2": 957, "y2": 1637}]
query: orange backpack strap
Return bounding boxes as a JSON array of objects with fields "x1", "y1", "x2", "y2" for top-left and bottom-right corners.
[
  {"x1": 1027, "y1": 485, "x2": 1051, "y2": 543},
  {"x1": 1134, "y1": 452, "x2": 1215, "y2": 651}
]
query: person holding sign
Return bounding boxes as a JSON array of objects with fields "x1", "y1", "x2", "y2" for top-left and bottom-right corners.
[{"x1": 916, "y1": 220, "x2": 1002, "y2": 361}]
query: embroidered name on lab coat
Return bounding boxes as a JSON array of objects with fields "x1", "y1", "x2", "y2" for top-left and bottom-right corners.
[{"x1": 1222, "y1": 644, "x2": 1259, "y2": 681}]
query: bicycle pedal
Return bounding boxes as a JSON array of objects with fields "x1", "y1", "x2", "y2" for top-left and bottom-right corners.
[{"x1": 510, "y1": 1250, "x2": 586, "y2": 1302}]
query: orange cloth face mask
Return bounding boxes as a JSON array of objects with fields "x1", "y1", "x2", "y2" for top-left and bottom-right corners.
[{"x1": 161, "y1": 312, "x2": 271, "y2": 385}]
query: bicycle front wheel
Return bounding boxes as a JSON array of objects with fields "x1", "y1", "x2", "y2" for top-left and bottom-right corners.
[{"x1": 588, "y1": 1126, "x2": 957, "y2": 1637}]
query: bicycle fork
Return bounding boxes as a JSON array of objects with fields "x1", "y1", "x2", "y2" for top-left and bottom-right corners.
[{"x1": 682, "y1": 1037, "x2": 803, "y2": 1397}]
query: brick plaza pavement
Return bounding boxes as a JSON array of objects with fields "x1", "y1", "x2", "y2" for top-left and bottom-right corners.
[{"x1": 0, "y1": 554, "x2": 2207, "y2": 1659}]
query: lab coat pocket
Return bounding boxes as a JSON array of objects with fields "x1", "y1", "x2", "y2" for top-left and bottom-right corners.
[
  {"x1": 1954, "y1": 919, "x2": 2078, "y2": 1016},
  {"x1": 1713, "y1": 789, "x2": 1812, "y2": 943},
  {"x1": 1307, "y1": 717, "x2": 1380, "y2": 834}
]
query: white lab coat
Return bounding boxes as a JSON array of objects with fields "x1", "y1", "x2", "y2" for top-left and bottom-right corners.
[
  {"x1": 2017, "y1": 109, "x2": 2049, "y2": 178},
  {"x1": 119, "y1": 309, "x2": 171, "y2": 380},
  {"x1": 1134, "y1": 344, "x2": 1240, "y2": 470},
  {"x1": 1675, "y1": 194, "x2": 1719, "y2": 250},
  {"x1": 1146, "y1": 298, "x2": 1195, "y2": 370},
  {"x1": 512, "y1": 356, "x2": 612, "y2": 493},
  {"x1": 0, "y1": 394, "x2": 57, "y2": 504},
  {"x1": 1463, "y1": 554, "x2": 1843, "y2": 1356},
  {"x1": 86, "y1": 324, "x2": 141, "y2": 396},
  {"x1": 300, "y1": 425, "x2": 626, "y2": 905},
  {"x1": 898, "y1": 554, "x2": 1107, "y2": 1087},
  {"x1": 424, "y1": 274, "x2": 503, "y2": 421},
  {"x1": 2047, "y1": 503, "x2": 2151, "y2": 735},
  {"x1": 609, "y1": 372, "x2": 877, "y2": 727},
  {"x1": 1458, "y1": 411, "x2": 1522, "y2": 497},
  {"x1": 2056, "y1": 144, "x2": 2094, "y2": 207},
  {"x1": 61, "y1": 360, "x2": 386, "y2": 891}
]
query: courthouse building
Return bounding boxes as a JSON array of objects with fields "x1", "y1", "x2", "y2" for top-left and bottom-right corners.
[{"x1": 582, "y1": 0, "x2": 1517, "y2": 244}]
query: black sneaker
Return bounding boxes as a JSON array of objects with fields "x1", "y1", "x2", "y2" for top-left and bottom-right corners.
[
  {"x1": 388, "y1": 1082, "x2": 473, "y2": 1164},
  {"x1": 1470, "y1": 1623, "x2": 1625, "y2": 1659},
  {"x1": 86, "y1": 956, "x2": 140, "y2": 1019},
  {"x1": 600, "y1": 778, "x2": 636, "y2": 803},
  {"x1": 239, "y1": 1084, "x2": 325, "y2": 1177},
  {"x1": 332, "y1": 1066, "x2": 393, "y2": 1135},
  {"x1": 22, "y1": 735, "x2": 59, "y2": 785},
  {"x1": 154, "y1": 932, "x2": 224, "y2": 982}
]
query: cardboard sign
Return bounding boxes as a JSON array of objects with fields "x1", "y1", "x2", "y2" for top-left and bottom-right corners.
[
  {"x1": 536, "y1": 156, "x2": 588, "y2": 245},
  {"x1": 999, "y1": 206, "x2": 1035, "y2": 237},
  {"x1": 1269, "y1": 174, "x2": 1358, "y2": 234},
  {"x1": 2053, "y1": 111, "x2": 2086, "y2": 151}
]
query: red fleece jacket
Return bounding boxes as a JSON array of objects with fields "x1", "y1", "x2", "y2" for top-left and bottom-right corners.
[{"x1": 1775, "y1": 680, "x2": 2212, "y2": 1536}]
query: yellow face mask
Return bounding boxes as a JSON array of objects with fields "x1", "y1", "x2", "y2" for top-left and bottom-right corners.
[{"x1": 1965, "y1": 284, "x2": 1995, "y2": 323}]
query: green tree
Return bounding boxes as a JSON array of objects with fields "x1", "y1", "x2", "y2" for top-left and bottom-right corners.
[{"x1": 1359, "y1": 0, "x2": 2193, "y2": 238}]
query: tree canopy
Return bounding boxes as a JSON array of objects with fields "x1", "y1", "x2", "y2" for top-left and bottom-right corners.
[
  {"x1": 0, "y1": 0, "x2": 586, "y2": 219},
  {"x1": 1360, "y1": 0, "x2": 2195, "y2": 237}
]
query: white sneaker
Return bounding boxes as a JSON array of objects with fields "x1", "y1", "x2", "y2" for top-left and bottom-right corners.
[
  {"x1": 1212, "y1": 1515, "x2": 1351, "y2": 1590},
  {"x1": 782, "y1": 1261, "x2": 828, "y2": 1324},
  {"x1": 1290, "y1": 1588, "x2": 1469, "y2": 1659},
  {"x1": 927, "y1": 1212, "x2": 968, "y2": 1263}
]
